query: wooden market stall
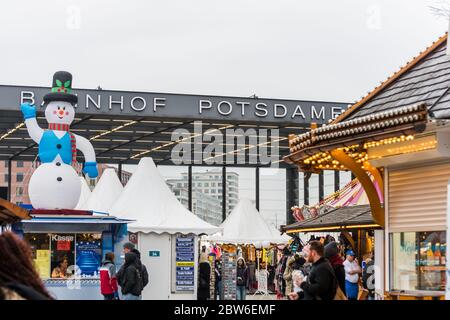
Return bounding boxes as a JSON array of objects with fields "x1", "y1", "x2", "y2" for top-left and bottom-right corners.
[
  {"x1": 284, "y1": 34, "x2": 450, "y2": 300},
  {"x1": 0, "y1": 197, "x2": 31, "y2": 226}
]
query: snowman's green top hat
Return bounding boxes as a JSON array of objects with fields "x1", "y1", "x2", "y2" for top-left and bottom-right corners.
[{"x1": 43, "y1": 71, "x2": 78, "y2": 104}]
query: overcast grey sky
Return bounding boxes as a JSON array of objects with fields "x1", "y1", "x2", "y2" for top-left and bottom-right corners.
[{"x1": 0, "y1": 0, "x2": 448, "y2": 103}]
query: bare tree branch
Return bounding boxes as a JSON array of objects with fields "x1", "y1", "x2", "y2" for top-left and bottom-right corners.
[{"x1": 429, "y1": 0, "x2": 450, "y2": 20}]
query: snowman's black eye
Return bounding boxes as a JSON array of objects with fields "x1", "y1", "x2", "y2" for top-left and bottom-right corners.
[
  {"x1": 63, "y1": 106, "x2": 66, "y2": 110},
  {"x1": 57, "y1": 106, "x2": 60, "y2": 110}
]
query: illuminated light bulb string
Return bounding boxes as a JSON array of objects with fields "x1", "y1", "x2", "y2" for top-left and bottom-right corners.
[{"x1": 301, "y1": 135, "x2": 416, "y2": 171}]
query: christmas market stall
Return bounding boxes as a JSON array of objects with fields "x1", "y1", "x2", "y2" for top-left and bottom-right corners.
[
  {"x1": 284, "y1": 34, "x2": 450, "y2": 300},
  {"x1": 205, "y1": 198, "x2": 290, "y2": 298},
  {"x1": 11, "y1": 209, "x2": 131, "y2": 300},
  {"x1": 109, "y1": 157, "x2": 220, "y2": 300},
  {"x1": 0, "y1": 197, "x2": 31, "y2": 227},
  {"x1": 283, "y1": 177, "x2": 382, "y2": 262}
]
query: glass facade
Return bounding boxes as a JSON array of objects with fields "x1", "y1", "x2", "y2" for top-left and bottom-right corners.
[
  {"x1": 390, "y1": 231, "x2": 446, "y2": 291},
  {"x1": 260, "y1": 168, "x2": 286, "y2": 228}
]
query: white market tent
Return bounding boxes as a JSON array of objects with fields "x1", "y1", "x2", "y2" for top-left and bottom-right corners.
[
  {"x1": 109, "y1": 157, "x2": 219, "y2": 235},
  {"x1": 109, "y1": 157, "x2": 220, "y2": 300},
  {"x1": 80, "y1": 168, "x2": 123, "y2": 213},
  {"x1": 207, "y1": 198, "x2": 290, "y2": 245},
  {"x1": 75, "y1": 176, "x2": 91, "y2": 210}
]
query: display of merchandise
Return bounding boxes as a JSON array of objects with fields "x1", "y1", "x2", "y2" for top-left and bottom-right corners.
[
  {"x1": 221, "y1": 251, "x2": 237, "y2": 300},
  {"x1": 209, "y1": 255, "x2": 216, "y2": 299}
]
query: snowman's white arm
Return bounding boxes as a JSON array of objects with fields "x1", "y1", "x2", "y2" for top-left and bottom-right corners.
[
  {"x1": 24, "y1": 118, "x2": 44, "y2": 143},
  {"x1": 74, "y1": 134, "x2": 96, "y2": 162}
]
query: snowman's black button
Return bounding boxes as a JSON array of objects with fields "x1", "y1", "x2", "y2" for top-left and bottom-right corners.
[
  {"x1": 56, "y1": 144, "x2": 62, "y2": 149},
  {"x1": 57, "y1": 177, "x2": 62, "y2": 182},
  {"x1": 56, "y1": 162, "x2": 61, "y2": 166}
]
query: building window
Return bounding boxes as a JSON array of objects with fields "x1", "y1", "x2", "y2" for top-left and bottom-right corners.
[
  {"x1": 211, "y1": 189, "x2": 216, "y2": 194},
  {"x1": 390, "y1": 231, "x2": 446, "y2": 291},
  {"x1": 198, "y1": 183, "x2": 202, "y2": 187},
  {"x1": 204, "y1": 183, "x2": 209, "y2": 187},
  {"x1": 4, "y1": 161, "x2": 8, "y2": 168},
  {"x1": 218, "y1": 183, "x2": 222, "y2": 187},
  {"x1": 4, "y1": 174, "x2": 9, "y2": 183},
  {"x1": 16, "y1": 173, "x2": 24, "y2": 183},
  {"x1": 24, "y1": 233, "x2": 102, "y2": 279},
  {"x1": 17, "y1": 161, "x2": 24, "y2": 168},
  {"x1": 16, "y1": 187, "x2": 23, "y2": 196},
  {"x1": 204, "y1": 190, "x2": 209, "y2": 193}
]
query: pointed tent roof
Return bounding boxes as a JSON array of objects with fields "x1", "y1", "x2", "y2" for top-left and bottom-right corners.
[
  {"x1": 75, "y1": 177, "x2": 92, "y2": 210},
  {"x1": 208, "y1": 198, "x2": 290, "y2": 244},
  {"x1": 109, "y1": 157, "x2": 219, "y2": 235},
  {"x1": 80, "y1": 168, "x2": 123, "y2": 213}
]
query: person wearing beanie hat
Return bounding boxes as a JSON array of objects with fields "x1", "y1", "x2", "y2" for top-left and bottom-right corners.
[
  {"x1": 123, "y1": 242, "x2": 135, "y2": 253},
  {"x1": 324, "y1": 242, "x2": 346, "y2": 296}
]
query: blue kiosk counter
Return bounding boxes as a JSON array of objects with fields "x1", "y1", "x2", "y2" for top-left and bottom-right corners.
[{"x1": 12, "y1": 210, "x2": 132, "y2": 300}]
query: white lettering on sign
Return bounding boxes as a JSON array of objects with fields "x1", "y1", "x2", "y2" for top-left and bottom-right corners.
[
  {"x1": 131, "y1": 96, "x2": 146, "y2": 111},
  {"x1": 311, "y1": 105, "x2": 325, "y2": 120},
  {"x1": 15, "y1": 90, "x2": 344, "y2": 122},
  {"x1": 85, "y1": 94, "x2": 101, "y2": 110},
  {"x1": 20, "y1": 91, "x2": 35, "y2": 105},
  {"x1": 51, "y1": 234, "x2": 74, "y2": 242},
  {"x1": 109, "y1": 95, "x2": 124, "y2": 111},
  {"x1": 255, "y1": 103, "x2": 268, "y2": 117},
  {"x1": 292, "y1": 105, "x2": 306, "y2": 119},
  {"x1": 217, "y1": 101, "x2": 233, "y2": 115},
  {"x1": 332, "y1": 106, "x2": 343, "y2": 119},
  {"x1": 153, "y1": 97, "x2": 166, "y2": 112},
  {"x1": 274, "y1": 104, "x2": 287, "y2": 118},
  {"x1": 199, "y1": 99, "x2": 212, "y2": 114},
  {"x1": 236, "y1": 101, "x2": 250, "y2": 116}
]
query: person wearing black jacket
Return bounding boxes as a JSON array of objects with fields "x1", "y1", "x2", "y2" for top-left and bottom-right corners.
[
  {"x1": 130, "y1": 248, "x2": 149, "y2": 289},
  {"x1": 197, "y1": 253, "x2": 211, "y2": 300},
  {"x1": 117, "y1": 252, "x2": 144, "y2": 300},
  {"x1": 288, "y1": 241, "x2": 337, "y2": 301}
]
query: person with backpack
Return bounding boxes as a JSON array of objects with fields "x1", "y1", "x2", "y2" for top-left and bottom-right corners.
[
  {"x1": 288, "y1": 241, "x2": 337, "y2": 301},
  {"x1": 99, "y1": 252, "x2": 119, "y2": 300},
  {"x1": 324, "y1": 241, "x2": 346, "y2": 296},
  {"x1": 119, "y1": 242, "x2": 149, "y2": 293},
  {"x1": 117, "y1": 252, "x2": 143, "y2": 300}
]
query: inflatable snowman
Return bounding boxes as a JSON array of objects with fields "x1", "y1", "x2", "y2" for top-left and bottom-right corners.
[{"x1": 21, "y1": 71, "x2": 98, "y2": 209}]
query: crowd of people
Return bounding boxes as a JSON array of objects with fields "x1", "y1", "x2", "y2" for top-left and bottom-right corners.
[
  {"x1": 274, "y1": 236, "x2": 375, "y2": 301},
  {"x1": 0, "y1": 231, "x2": 149, "y2": 300},
  {"x1": 1, "y1": 230, "x2": 374, "y2": 301}
]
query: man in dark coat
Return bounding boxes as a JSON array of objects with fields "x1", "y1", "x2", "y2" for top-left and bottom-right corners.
[
  {"x1": 288, "y1": 241, "x2": 337, "y2": 301},
  {"x1": 121, "y1": 242, "x2": 149, "y2": 290},
  {"x1": 117, "y1": 252, "x2": 143, "y2": 300}
]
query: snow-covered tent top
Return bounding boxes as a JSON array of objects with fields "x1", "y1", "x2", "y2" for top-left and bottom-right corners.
[
  {"x1": 75, "y1": 176, "x2": 91, "y2": 210},
  {"x1": 109, "y1": 157, "x2": 219, "y2": 235},
  {"x1": 80, "y1": 168, "x2": 123, "y2": 214},
  {"x1": 207, "y1": 198, "x2": 290, "y2": 244}
]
